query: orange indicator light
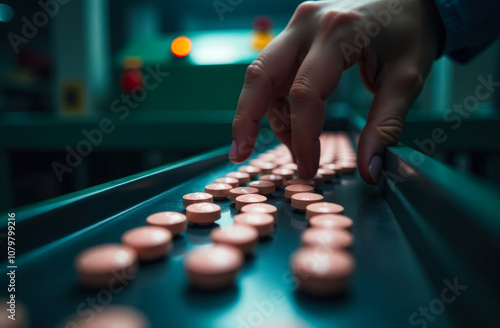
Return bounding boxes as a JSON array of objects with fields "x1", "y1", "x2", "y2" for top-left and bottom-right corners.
[{"x1": 171, "y1": 36, "x2": 192, "y2": 57}]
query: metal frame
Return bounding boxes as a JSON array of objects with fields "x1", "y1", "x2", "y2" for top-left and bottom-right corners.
[{"x1": 349, "y1": 111, "x2": 500, "y2": 326}]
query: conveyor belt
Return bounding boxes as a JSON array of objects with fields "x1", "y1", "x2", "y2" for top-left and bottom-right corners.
[{"x1": 1, "y1": 115, "x2": 499, "y2": 327}]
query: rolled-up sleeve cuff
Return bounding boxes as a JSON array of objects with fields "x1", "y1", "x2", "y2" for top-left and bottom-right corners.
[{"x1": 432, "y1": 0, "x2": 466, "y2": 55}]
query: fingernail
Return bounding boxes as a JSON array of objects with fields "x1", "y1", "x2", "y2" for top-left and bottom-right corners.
[
  {"x1": 297, "y1": 159, "x2": 311, "y2": 179},
  {"x1": 369, "y1": 155, "x2": 383, "y2": 184},
  {"x1": 229, "y1": 140, "x2": 238, "y2": 160}
]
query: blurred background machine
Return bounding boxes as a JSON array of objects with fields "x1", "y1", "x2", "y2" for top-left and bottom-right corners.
[{"x1": 0, "y1": 0, "x2": 499, "y2": 211}]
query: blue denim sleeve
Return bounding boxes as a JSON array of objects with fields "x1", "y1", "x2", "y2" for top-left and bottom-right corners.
[{"x1": 433, "y1": 0, "x2": 500, "y2": 62}]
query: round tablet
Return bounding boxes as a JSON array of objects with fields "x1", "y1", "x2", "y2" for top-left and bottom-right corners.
[
  {"x1": 122, "y1": 226, "x2": 172, "y2": 262},
  {"x1": 305, "y1": 202, "x2": 345, "y2": 220},
  {"x1": 249, "y1": 180, "x2": 276, "y2": 195},
  {"x1": 291, "y1": 193, "x2": 324, "y2": 210},
  {"x1": 274, "y1": 157, "x2": 293, "y2": 166},
  {"x1": 285, "y1": 178, "x2": 315, "y2": 188},
  {"x1": 280, "y1": 163, "x2": 298, "y2": 172},
  {"x1": 185, "y1": 245, "x2": 244, "y2": 290},
  {"x1": 257, "y1": 153, "x2": 277, "y2": 162},
  {"x1": 215, "y1": 177, "x2": 239, "y2": 188},
  {"x1": 317, "y1": 168, "x2": 336, "y2": 181},
  {"x1": 312, "y1": 174, "x2": 324, "y2": 186},
  {"x1": 284, "y1": 184, "x2": 314, "y2": 199},
  {"x1": 211, "y1": 225, "x2": 259, "y2": 254},
  {"x1": 186, "y1": 202, "x2": 221, "y2": 225},
  {"x1": 238, "y1": 165, "x2": 261, "y2": 178},
  {"x1": 310, "y1": 214, "x2": 353, "y2": 231},
  {"x1": 252, "y1": 161, "x2": 276, "y2": 174},
  {"x1": 291, "y1": 247, "x2": 355, "y2": 296},
  {"x1": 146, "y1": 211, "x2": 187, "y2": 235},
  {"x1": 229, "y1": 187, "x2": 259, "y2": 201},
  {"x1": 235, "y1": 194, "x2": 267, "y2": 210},
  {"x1": 319, "y1": 158, "x2": 333, "y2": 166},
  {"x1": 183, "y1": 192, "x2": 213, "y2": 207},
  {"x1": 321, "y1": 163, "x2": 340, "y2": 171},
  {"x1": 301, "y1": 228, "x2": 353, "y2": 250},
  {"x1": 227, "y1": 171, "x2": 251, "y2": 185},
  {"x1": 241, "y1": 203, "x2": 278, "y2": 221},
  {"x1": 272, "y1": 168, "x2": 294, "y2": 180},
  {"x1": 75, "y1": 244, "x2": 138, "y2": 288},
  {"x1": 339, "y1": 161, "x2": 357, "y2": 174},
  {"x1": 259, "y1": 174, "x2": 284, "y2": 187},
  {"x1": 64, "y1": 306, "x2": 149, "y2": 328},
  {"x1": 234, "y1": 213, "x2": 274, "y2": 237},
  {"x1": 205, "y1": 183, "x2": 232, "y2": 200}
]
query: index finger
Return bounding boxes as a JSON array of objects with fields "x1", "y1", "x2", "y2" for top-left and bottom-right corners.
[{"x1": 230, "y1": 32, "x2": 301, "y2": 163}]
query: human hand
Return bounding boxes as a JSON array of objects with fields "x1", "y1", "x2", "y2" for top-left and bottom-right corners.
[{"x1": 229, "y1": 0, "x2": 443, "y2": 183}]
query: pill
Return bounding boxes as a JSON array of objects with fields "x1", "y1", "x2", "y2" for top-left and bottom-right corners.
[
  {"x1": 238, "y1": 165, "x2": 261, "y2": 178},
  {"x1": 215, "y1": 177, "x2": 239, "y2": 188},
  {"x1": 285, "y1": 178, "x2": 315, "y2": 188},
  {"x1": 211, "y1": 225, "x2": 259, "y2": 254},
  {"x1": 319, "y1": 158, "x2": 333, "y2": 166},
  {"x1": 337, "y1": 154, "x2": 357, "y2": 162},
  {"x1": 186, "y1": 202, "x2": 221, "y2": 225},
  {"x1": 257, "y1": 153, "x2": 277, "y2": 162},
  {"x1": 258, "y1": 162, "x2": 277, "y2": 174},
  {"x1": 234, "y1": 213, "x2": 275, "y2": 237},
  {"x1": 249, "y1": 159, "x2": 264, "y2": 166},
  {"x1": 235, "y1": 194, "x2": 267, "y2": 210},
  {"x1": 205, "y1": 183, "x2": 233, "y2": 200},
  {"x1": 75, "y1": 244, "x2": 138, "y2": 288},
  {"x1": 339, "y1": 161, "x2": 357, "y2": 174},
  {"x1": 122, "y1": 226, "x2": 173, "y2": 262},
  {"x1": 185, "y1": 245, "x2": 244, "y2": 290},
  {"x1": 301, "y1": 228, "x2": 353, "y2": 250},
  {"x1": 275, "y1": 158, "x2": 293, "y2": 166},
  {"x1": 183, "y1": 192, "x2": 213, "y2": 207},
  {"x1": 251, "y1": 161, "x2": 277, "y2": 174},
  {"x1": 259, "y1": 174, "x2": 284, "y2": 187},
  {"x1": 309, "y1": 214, "x2": 353, "y2": 231},
  {"x1": 241, "y1": 203, "x2": 278, "y2": 221},
  {"x1": 317, "y1": 168, "x2": 336, "y2": 181},
  {"x1": 305, "y1": 202, "x2": 345, "y2": 220},
  {"x1": 272, "y1": 168, "x2": 294, "y2": 180},
  {"x1": 146, "y1": 211, "x2": 187, "y2": 235},
  {"x1": 64, "y1": 306, "x2": 150, "y2": 328},
  {"x1": 291, "y1": 193, "x2": 324, "y2": 211},
  {"x1": 249, "y1": 180, "x2": 276, "y2": 195},
  {"x1": 227, "y1": 171, "x2": 251, "y2": 185},
  {"x1": 291, "y1": 247, "x2": 355, "y2": 296},
  {"x1": 284, "y1": 184, "x2": 314, "y2": 199},
  {"x1": 280, "y1": 163, "x2": 298, "y2": 172},
  {"x1": 312, "y1": 174, "x2": 324, "y2": 186},
  {"x1": 229, "y1": 187, "x2": 259, "y2": 201},
  {"x1": 321, "y1": 163, "x2": 340, "y2": 171}
]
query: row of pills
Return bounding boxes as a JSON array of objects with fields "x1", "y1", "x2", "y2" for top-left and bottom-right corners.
[
  {"x1": 290, "y1": 132, "x2": 357, "y2": 296},
  {"x1": 65, "y1": 132, "x2": 356, "y2": 327},
  {"x1": 184, "y1": 132, "x2": 358, "y2": 295}
]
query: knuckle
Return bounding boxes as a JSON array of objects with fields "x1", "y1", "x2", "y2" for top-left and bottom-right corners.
[
  {"x1": 399, "y1": 69, "x2": 424, "y2": 93},
  {"x1": 297, "y1": 1, "x2": 320, "y2": 15},
  {"x1": 289, "y1": 77, "x2": 314, "y2": 104},
  {"x1": 321, "y1": 10, "x2": 360, "y2": 36},
  {"x1": 245, "y1": 57, "x2": 267, "y2": 86},
  {"x1": 232, "y1": 112, "x2": 243, "y2": 126},
  {"x1": 373, "y1": 117, "x2": 404, "y2": 145},
  {"x1": 290, "y1": 1, "x2": 321, "y2": 26}
]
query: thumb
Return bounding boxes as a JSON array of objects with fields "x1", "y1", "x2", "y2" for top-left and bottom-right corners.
[{"x1": 357, "y1": 64, "x2": 424, "y2": 184}]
